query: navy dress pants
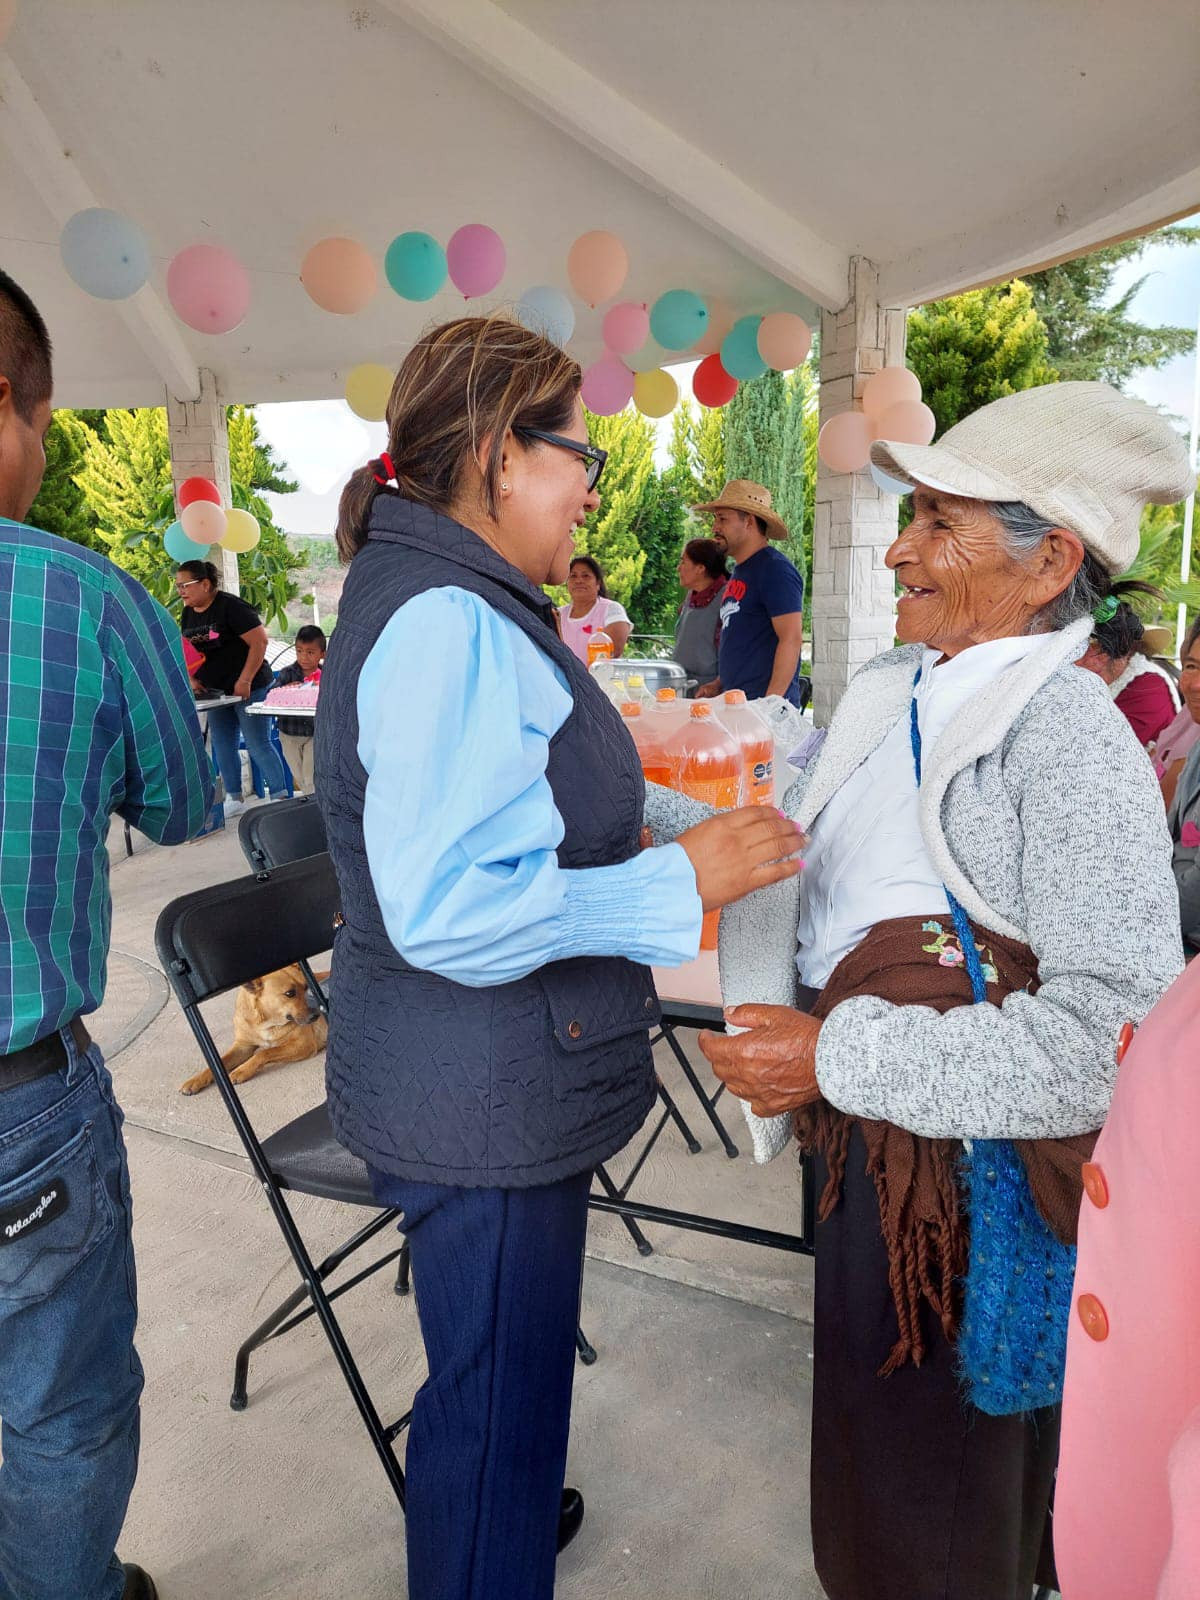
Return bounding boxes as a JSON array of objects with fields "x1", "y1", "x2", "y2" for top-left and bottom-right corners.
[{"x1": 369, "y1": 1167, "x2": 592, "y2": 1600}]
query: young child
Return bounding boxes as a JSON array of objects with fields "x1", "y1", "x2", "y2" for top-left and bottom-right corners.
[{"x1": 272, "y1": 624, "x2": 325, "y2": 795}]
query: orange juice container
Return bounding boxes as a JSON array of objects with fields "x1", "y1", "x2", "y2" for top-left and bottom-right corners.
[
  {"x1": 664, "y1": 702, "x2": 742, "y2": 950},
  {"x1": 718, "y1": 689, "x2": 775, "y2": 806},
  {"x1": 586, "y1": 630, "x2": 614, "y2": 667},
  {"x1": 620, "y1": 702, "x2": 673, "y2": 789},
  {"x1": 648, "y1": 685, "x2": 690, "y2": 744}
]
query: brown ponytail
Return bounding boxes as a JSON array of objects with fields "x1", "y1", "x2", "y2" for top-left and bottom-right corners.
[{"x1": 335, "y1": 313, "x2": 581, "y2": 564}]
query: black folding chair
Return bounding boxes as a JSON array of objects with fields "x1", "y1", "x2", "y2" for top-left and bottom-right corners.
[
  {"x1": 155, "y1": 855, "x2": 412, "y2": 1509},
  {"x1": 239, "y1": 794, "x2": 326, "y2": 873}
]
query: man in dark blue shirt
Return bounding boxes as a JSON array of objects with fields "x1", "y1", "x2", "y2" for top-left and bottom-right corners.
[{"x1": 694, "y1": 479, "x2": 805, "y2": 705}]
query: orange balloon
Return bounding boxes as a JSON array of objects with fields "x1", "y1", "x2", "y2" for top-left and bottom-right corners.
[
  {"x1": 862, "y1": 365, "x2": 922, "y2": 419},
  {"x1": 695, "y1": 297, "x2": 735, "y2": 356},
  {"x1": 874, "y1": 399, "x2": 937, "y2": 446},
  {"x1": 566, "y1": 231, "x2": 628, "y2": 308},
  {"x1": 301, "y1": 237, "x2": 378, "y2": 315},
  {"x1": 757, "y1": 312, "x2": 812, "y2": 371},
  {"x1": 817, "y1": 411, "x2": 874, "y2": 473}
]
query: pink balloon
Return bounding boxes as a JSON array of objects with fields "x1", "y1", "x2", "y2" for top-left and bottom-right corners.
[
  {"x1": 874, "y1": 399, "x2": 937, "y2": 446},
  {"x1": 602, "y1": 301, "x2": 650, "y2": 356},
  {"x1": 446, "y1": 224, "x2": 506, "y2": 300},
  {"x1": 180, "y1": 499, "x2": 227, "y2": 544},
  {"x1": 817, "y1": 411, "x2": 874, "y2": 473},
  {"x1": 567, "y1": 231, "x2": 628, "y2": 308},
  {"x1": 862, "y1": 365, "x2": 922, "y2": 419},
  {"x1": 581, "y1": 355, "x2": 634, "y2": 416},
  {"x1": 167, "y1": 244, "x2": 251, "y2": 335},
  {"x1": 300, "y1": 237, "x2": 378, "y2": 314},
  {"x1": 757, "y1": 312, "x2": 812, "y2": 371},
  {"x1": 695, "y1": 297, "x2": 735, "y2": 356}
]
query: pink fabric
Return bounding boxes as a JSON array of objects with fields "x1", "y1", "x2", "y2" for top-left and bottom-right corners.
[
  {"x1": 557, "y1": 597, "x2": 629, "y2": 664},
  {"x1": 1153, "y1": 706, "x2": 1200, "y2": 777},
  {"x1": 1056, "y1": 960, "x2": 1200, "y2": 1599}
]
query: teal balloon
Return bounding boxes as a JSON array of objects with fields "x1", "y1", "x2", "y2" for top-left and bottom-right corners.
[
  {"x1": 517, "y1": 285, "x2": 575, "y2": 345},
  {"x1": 60, "y1": 208, "x2": 150, "y2": 300},
  {"x1": 649, "y1": 289, "x2": 709, "y2": 351},
  {"x1": 721, "y1": 316, "x2": 767, "y2": 380},
  {"x1": 384, "y1": 232, "x2": 447, "y2": 301},
  {"x1": 164, "y1": 520, "x2": 210, "y2": 564}
]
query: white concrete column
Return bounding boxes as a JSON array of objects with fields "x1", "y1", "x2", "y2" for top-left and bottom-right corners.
[
  {"x1": 165, "y1": 368, "x2": 239, "y2": 594},
  {"x1": 810, "y1": 258, "x2": 907, "y2": 725}
]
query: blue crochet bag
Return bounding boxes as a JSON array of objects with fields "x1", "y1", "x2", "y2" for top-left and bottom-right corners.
[{"x1": 911, "y1": 675, "x2": 1073, "y2": 1415}]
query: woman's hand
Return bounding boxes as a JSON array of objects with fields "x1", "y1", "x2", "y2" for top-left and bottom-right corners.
[
  {"x1": 698, "y1": 1004, "x2": 822, "y2": 1117},
  {"x1": 677, "y1": 808, "x2": 805, "y2": 910},
  {"x1": 694, "y1": 679, "x2": 722, "y2": 699},
  {"x1": 233, "y1": 674, "x2": 253, "y2": 701}
]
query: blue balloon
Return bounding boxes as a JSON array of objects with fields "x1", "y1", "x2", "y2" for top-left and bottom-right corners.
[
  {"x1": 869, "y1": 462, "x2": 914, "y2": 496},
  {"x1": 721, "y1": 316, "x2": 767, "y2": 380},
  {"x1": 164, "y1": 520, "x2": 211, "y2": 564},
  {"x1": 60, "y1": 208, "x2": 150, "y2": 301},
  {"x1": 384, "y1": 232, "x2": 447, "y2": 301},
  {"x1": 517, "y1": 285, "x2": 575, "y2": 346},
  {"x1": 649, "y1": 289, "x2": 709, "y2": 351}
]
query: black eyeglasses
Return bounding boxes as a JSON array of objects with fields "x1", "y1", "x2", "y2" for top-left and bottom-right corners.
[{"x1": 516, "y1": 428, "x2": 607, "y2": 492}]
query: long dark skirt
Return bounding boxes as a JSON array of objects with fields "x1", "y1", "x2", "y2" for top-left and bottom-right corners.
[{"x1": 810, "y1": 1132, "x2": 1060, "y2": 1600}]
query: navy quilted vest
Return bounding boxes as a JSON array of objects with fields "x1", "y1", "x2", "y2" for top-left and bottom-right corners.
[{"x1": 314, "y1": 497, "x2": 659, "y2": 1187}]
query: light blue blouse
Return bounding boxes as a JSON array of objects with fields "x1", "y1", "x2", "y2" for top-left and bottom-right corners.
[{"x1": 356, "y1": 586, "x2": 703, "y2": 988}]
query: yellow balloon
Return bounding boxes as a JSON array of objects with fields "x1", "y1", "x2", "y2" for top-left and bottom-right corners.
[
  {"x1": 345, "y1": 362, "x2": 394, "y2": 422},
  {"x1": 221, "y1": 508, "x2": 261, "y2": 553},
  {"x1": 633, "y1": 368, "x2": 678, "y2": 419}
]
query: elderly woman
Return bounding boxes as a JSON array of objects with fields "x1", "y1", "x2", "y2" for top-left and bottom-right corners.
[
  {"x1": 673, "y1": 536, "x2": 730, "y2": 684},
  {"x1": 650, "y1": 382, "x2": 1190, "y2": 1600}
]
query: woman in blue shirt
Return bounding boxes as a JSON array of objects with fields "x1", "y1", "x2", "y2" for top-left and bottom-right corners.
[{"x1": 316, "y1": 314, "x2": 803, "y2": 1600}]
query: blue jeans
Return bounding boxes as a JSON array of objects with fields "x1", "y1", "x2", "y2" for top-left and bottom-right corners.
[
  {"x1": 0, "y1": 1032, "x2": 141, "y2": 1600},
  {"x1": 368, "y1": 1168, "x2": 592, "y2": 1600},
  {"x1": 207, "y1": 686, "x2": 289, "y2": 800}
]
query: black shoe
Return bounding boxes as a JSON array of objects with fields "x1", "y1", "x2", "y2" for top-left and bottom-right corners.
[
  {"x1": 557, "y1": 1487, "x2": 584, "y2": 1554},
  {"x1": 121, "y1": 1564, "x2": 159, "y2": 1600}
]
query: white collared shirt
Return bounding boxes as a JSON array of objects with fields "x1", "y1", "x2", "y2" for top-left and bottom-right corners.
[{"x1": 795, "y1": 634, "x2": 1049, "y2": 987}]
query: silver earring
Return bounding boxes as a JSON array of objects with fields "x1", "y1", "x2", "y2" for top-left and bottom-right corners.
[{"x1": 501, "y1": 480, "x2": 510, "y2": 491}]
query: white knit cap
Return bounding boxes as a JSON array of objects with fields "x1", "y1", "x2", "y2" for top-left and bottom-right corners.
[{"x1": 870, "y1": 380, "x2": 1193, "y2": 575}]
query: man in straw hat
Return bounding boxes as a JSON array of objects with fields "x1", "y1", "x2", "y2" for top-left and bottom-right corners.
[{"x1": 693, "y1": 478, "x2": 806, "y2": 704}]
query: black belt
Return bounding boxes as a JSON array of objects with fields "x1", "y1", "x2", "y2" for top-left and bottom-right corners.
[{"x1": 0, "y1": 1018, "x2": 91, "y2": 1091}]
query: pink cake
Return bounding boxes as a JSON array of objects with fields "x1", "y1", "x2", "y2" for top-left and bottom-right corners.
[{"x1": 264, "y1": 682, "x2": 319, "y2": 710}]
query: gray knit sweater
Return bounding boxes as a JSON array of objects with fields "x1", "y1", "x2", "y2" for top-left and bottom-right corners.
[{"x1": 646, "y1": 616, "x2": 1183, "y2": 1146}]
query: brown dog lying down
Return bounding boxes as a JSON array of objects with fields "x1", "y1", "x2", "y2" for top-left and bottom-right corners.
[{"x1": 179, "y1": 963, "x2": 329, "y2": 1096}]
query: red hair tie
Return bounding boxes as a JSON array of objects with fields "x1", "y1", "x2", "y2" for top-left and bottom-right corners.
[{"x1": 371, "y1": 451, "x2": 397, "y2": 487}]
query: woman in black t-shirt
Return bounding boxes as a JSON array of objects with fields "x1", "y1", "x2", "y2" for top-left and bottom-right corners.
[{"x1": 176, "y1": 560, "x2": 288, "y2": 817}]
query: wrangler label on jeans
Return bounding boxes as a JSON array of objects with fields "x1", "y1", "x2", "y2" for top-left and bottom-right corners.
[{"x1": 0, "y1": 1180, "x2": 69, "y2": 1244}]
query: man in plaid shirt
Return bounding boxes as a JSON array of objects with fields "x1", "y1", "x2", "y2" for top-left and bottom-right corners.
[{"x1": 0, "y1": 270, "x2": 212, "y2": 1600}]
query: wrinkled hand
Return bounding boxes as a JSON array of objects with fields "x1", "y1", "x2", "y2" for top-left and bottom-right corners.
[
  {"x1": 698, "y1": 1004, "x2": 822, "y2": 1118},
  {"x1": 678, "y1": 809, "x2": 805, "y2": 911}
]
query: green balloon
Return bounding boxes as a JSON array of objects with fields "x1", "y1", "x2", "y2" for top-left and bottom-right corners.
[
  {"x1": 385, "y1": 232, "x2": 447, "y2": 301},
  {"x1": 649, "y1": 289, "x2": 709, "y2": 351},
  {"x1": 164, "y1": 520, "x2": 210, "y2": 564},
  {"x1": 721, "y1": 316, "x2": 767, "y2": 380}
]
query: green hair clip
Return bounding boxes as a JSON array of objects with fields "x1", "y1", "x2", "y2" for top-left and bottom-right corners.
[{"x1": 1093, "y1": 595, "x2": 1119, "y2": 625}]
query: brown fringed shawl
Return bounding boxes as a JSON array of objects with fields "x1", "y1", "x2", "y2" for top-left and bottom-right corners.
[{"x1": 795, "y1": 915, "x2": 1097, "y2": 1375}]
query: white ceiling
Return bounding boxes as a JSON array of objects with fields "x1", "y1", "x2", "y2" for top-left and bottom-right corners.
[{"x1": 1, "y1": 0, "x2": 1196, "y2": 409}]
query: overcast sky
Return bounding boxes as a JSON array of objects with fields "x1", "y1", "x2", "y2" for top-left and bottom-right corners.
[{"x1": 258, "y1": 220, "x2": 1200, "y2": 541}]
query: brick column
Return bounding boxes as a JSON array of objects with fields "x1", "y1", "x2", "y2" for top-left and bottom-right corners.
[
  {"x1": 165, "y1": 368, "x2": 239, "y2": 594},
  {"x1": 809, "y1": 258, "x2": 906, "y2": 725}
]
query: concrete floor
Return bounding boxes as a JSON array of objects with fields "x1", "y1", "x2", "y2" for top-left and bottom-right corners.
[{"x1": 95, "y1": 816, "x2": 823, "y2": 1598}]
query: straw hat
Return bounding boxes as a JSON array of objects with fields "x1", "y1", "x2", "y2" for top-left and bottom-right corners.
[
  {"x1": 695, "y1": 478, "x2": 790, "y2": 542},
  {"x1": 870, "y1": 381, "x2": 1193, "y2": 575},
  {"x1": 1141, "y1": 625, "x2": 1175, "y2": 658}
]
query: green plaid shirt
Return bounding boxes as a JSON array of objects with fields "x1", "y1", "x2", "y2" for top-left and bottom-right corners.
[{"x1": 1, "y1": 519, "x2": 213, "y2": 1052}]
